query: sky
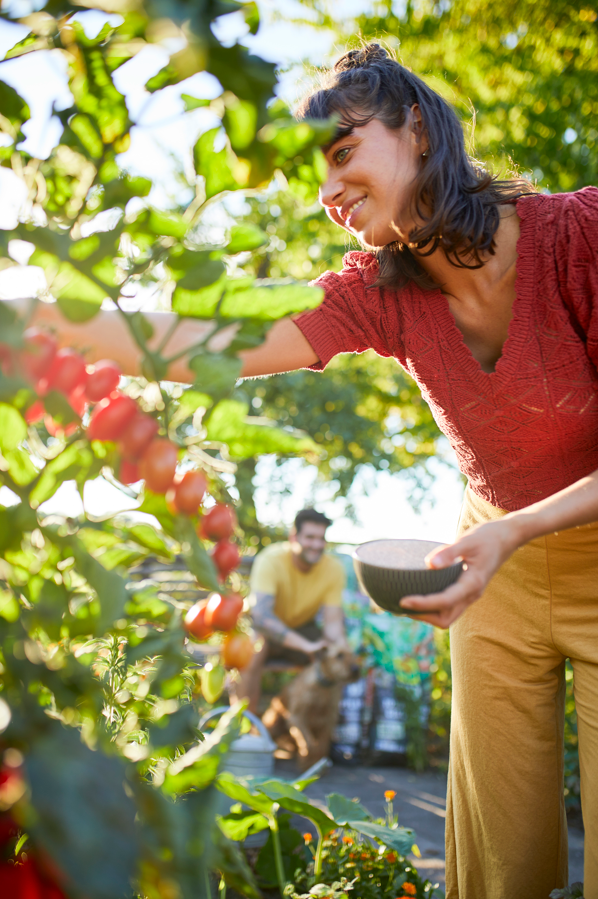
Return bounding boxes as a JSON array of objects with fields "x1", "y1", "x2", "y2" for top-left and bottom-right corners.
[{"x1": 0, "y1": 0, "x2": 465, "y2": 546}]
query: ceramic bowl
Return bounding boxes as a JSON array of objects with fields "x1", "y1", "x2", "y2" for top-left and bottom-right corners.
[{"x1": 352, "y1": 539, "x2": 463, "y2": 615}]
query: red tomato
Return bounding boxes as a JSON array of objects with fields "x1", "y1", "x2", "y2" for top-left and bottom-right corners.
[
  {"x1": 119, "y1": 460, "x2": 141, "y2": 485},
  {"x1": 212, "y1": 540, "x2": 241, "y2": 580},
  {"x1": 119, "y1": 413, "x2": 159, "y2": 460},
  {"x1": 204, "y1": 592, "x2": 243, "y2": 632},
  {"x1": 46, "y1": 348, "x2": 87, "y2": 395},
  {"x1": 20, "y1": 328, "x2": 57, "y2": 381},
  {"x1": 200, "y1": 504, "x2": 236, "y2": 541},
  {"x1": 222, "y1": 632, "x2": 254, "y2": 670},
  {"x1": 87, "y1": 393, "x2": 137, "y2": 441},
  {"x1": 173, "y1": 470, "x2": 207, "y2": 515},
  {"x1": 25, "y1": 399, "x2": 45, "y2": 424},
  {"x1": 184, "y1": 600, "x2": 212, "y2": 641},
  {"x1": 84, "y1": 359, "x2": 121, "y2": 402},
  {"x1": 139, "y1": 438, "x2": 178, "y2": 493},
  {"x1": 68, "y1": 383, "x2": 88, "y2": 417},
  {"x1": 45, "y1": 415, "x2": 78, "y2": 438}
]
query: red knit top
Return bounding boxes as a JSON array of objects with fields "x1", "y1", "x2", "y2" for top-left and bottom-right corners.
[{"x1": 295, "y1": 187, "x2": 598, "y2": 512}]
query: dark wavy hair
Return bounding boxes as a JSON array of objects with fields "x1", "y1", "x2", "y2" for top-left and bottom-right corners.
[{"x1": 296, "y1": 43, "x2": 536, "y2": 290}]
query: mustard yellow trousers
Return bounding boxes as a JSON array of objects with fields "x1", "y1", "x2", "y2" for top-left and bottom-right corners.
[{"x1": 446, "y1": 487, "x2": 598, "y2": 899}]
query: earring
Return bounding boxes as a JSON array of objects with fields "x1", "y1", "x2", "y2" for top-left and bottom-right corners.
[{"x1": 422, "y1": 150, "x2": 429, "y2": 157}]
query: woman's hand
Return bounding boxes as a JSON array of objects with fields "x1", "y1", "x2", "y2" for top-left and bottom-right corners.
[{"x1": 399, "y1": 518, "x2": 521, "y2": 628}]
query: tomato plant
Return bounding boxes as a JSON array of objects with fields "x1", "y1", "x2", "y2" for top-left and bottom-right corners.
[
  {"x1": 200, "y1": 504, "x2": 237, "y2": 542},
  {"x1": 222, "y1": 633, "x2": 254, "y2": 670},
  {"x1": 212, "y1": 540, "x2": 241, "y2": 580},
  {"x1": 200, "y1": 664, "x2": 226, "y2": 703},
  {"x1": 85, "y1": 360, "x2": 121, "y2": 402},
  {"x1": 204, "y1": 593, "x2": 244, "y2": 632},
  {"x1": 173, "y1": 471, "x2": 207, "y2": 515}
]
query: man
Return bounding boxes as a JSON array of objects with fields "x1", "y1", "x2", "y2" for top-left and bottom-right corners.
[{"x1": 235, "y1": 508, "x2": 347, "y2": 713}]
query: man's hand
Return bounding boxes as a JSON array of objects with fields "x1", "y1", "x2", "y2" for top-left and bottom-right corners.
[
  {"x1": 282, "y1": 633, "x2": 327, "y2": 656},
  {"x1": 398, "y1": 517, "x2": 521, "y2": 629}
]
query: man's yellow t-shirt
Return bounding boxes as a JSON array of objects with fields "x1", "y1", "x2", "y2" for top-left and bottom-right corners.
[{"x1": 249, "y1": 542, "x2": 345, "y2": 629}]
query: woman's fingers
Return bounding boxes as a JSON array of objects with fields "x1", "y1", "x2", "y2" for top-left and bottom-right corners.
[{"x1": 399, "y1": 567, "x2": 486, "y2": 628}]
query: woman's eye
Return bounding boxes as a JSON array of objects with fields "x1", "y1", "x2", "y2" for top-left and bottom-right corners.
[{"x1": 335, "y1": 148, "x2": 349, "y2": 163}]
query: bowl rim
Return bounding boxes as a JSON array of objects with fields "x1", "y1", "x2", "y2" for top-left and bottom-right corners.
[{"x1": 352, "y1": 538, "x2": 462, "y2": 573}]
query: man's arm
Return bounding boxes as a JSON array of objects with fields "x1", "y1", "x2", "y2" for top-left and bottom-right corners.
[
  {"x1": 252, "y1": 592, "x2": 326, "y2": 655},
  {"x1": 322, "y1": 605, "x2": 348, "y2": 647}
]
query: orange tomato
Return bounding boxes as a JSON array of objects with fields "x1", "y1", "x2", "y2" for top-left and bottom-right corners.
[
  {"x1": 222, "y1": 632, "x2": 254, "y2": 669},
  {"x1": 199, "y1": 503, "x2": 236, "y2": 541},
  {"x1": 204, "y1": 592, "x2": 243, "y2": 632},
  {"x1": 173, "y1": 470, "x2": 207, "y2": 515},
  {"x1": 184, "y1": 600, "x2": 212, "y2": 641},
  {"x1": 139, "y1": 438, "x2": 178, "y2": 493},
  {"x1": 212, "y1": 540, "x2": 240, "y2": 580}
]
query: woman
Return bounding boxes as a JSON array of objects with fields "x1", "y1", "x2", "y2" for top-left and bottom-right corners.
[{"x1": 25, "y1": 43, "x2": 598, "y2": 898}]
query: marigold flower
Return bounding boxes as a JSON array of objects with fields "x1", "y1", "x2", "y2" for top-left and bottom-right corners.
[
  {"x1": 384, "y1": 790, "x2": 397, "y2": 801},
  {"x1": 386, "y1": 852, "x2": 397, "y2": 863},
  {"x1": 342, "y1": 836, "x2": 353, "y2": 844},
  {"x1": 402, "y1": 884, "x2": 417, "y2": 895},
  {"x1": 303, "y1": 832, "x2": 313, "y2": 844}
]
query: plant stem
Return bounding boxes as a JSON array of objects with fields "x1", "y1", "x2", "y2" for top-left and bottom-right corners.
[
  {"x1": 269, "y1": 810, "x2": 286, "y2": 897},
  {"x1": 313, "y1": 826, "x2": 324, "y2": 880},
  {"x1": 218, "y1": 877, "x2": 227, "y2": 899},
  {"x1": 205, "y1": 870, "x2": 212, "y2": 899}
]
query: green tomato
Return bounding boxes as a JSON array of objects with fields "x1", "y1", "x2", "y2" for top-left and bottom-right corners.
[{"x1": 200, "y1": 663, "x2": 226, "y2": 704}]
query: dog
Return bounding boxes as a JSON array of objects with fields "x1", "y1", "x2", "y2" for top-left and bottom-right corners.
[{"x1": 262, "y1": 643, "x2": 360, "y2": 771}]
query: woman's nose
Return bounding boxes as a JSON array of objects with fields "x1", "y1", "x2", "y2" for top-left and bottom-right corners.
[{"x1": 318, "y1": 169, "x2": 343, "y2": 210}]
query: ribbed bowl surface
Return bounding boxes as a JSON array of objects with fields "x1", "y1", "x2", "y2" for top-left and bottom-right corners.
[{"x1": 352, "y1": 539, "x2": 463, "y2": 615}]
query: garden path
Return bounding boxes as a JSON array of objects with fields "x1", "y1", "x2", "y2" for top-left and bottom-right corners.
[{"x1": 275, "y1": 760, "x2": 585, "y2": 889}]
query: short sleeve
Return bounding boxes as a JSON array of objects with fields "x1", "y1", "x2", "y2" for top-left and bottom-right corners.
[
  {"x1": 294, "y1": 252, "x2": 395, "y2": 370},
  {"x1": 555, "y1": 186, "x2": 598, "y2": 371},
  {"x1": 321, "y1": 557, "x2": 346, "y2": 607},
  {"x1": 249, "y1": 550, "x2": 280, "y2": 595}
]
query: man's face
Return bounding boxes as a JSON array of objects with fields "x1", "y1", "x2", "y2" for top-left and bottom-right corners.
[{"x1": 291, "y1": 522, "x2": 328, "y2": 566}]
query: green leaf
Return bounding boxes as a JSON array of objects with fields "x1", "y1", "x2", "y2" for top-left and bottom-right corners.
[
  {"x1": 193, "y1": 127, "x2": 239, "y2": 198},
  {"x1": 223, "y1": 97, "x2": 258, "y2": 150},
  {"x1": 167, "y1": 248, "x2": 225, "y2": 291},
  {"x1": 218, "y1": 809, "x2": 269, "y2": 841},
  {"x1": 25, "y1": 723, "x2": 138, "y2": 899},
  {"x1": 257, "y1": 781, "x2": 336, "y2": 835},
  {"x1": 5, "y1": 448, "x2": 38, "y2": 486},
  {"x1": 0, "y1": 80, "x2": 30, "y2": 135},
  {"x1": 172, "y1": 277, "x2": 227, "y2": 318},
  {"x1": 30, "y1": 442, "x2": 95, "y2": 508},
  {"x1": 149, "y1": 209, "x2": 188, "y2": 240},
  {"x1": 162, "y1": 705, "x2": 243, "y2": 794},
  {"x1": 206, "y1": 399, "x2": 318, "y2": 460},
  {"x1": 125, "y1": 523, "x2": 173, "y2": 558},
  {"x1": 326, "y1": 793, "x2": 370, "y2": 825},
  {"x1": 174, "y1": 516, "x2": 219, "y2": 591},
  {"x1": 216, "y1": 772, "x2": 275, "y2": 816},
  {"x1": 181, "y1": 94, "x2": 211, "y2": 111},
  {"x1": 0, "y1": 404, "x2": 27, "y2": 453},
  {"x1": 220, "y1": 282, "x2": 324, "y2": 320},
  {"x1": 213, "y1": 827, "x2": 263, "y2": 899},
  {"x1": 225, "y1": 224, "x2": 268, "y2": 255},
  {"x1": 148, "y1": 703, "x2": 200, "y2": 749},
  {"x1": 255, "y1": 814, "x2": 305, "y2": 887},
  {"x1": 29, "y1": 249, "x2": 109, "y2": 321},
  {"x1": 188, "y1": 354, "x2": 242, "y2": 402},
  {"x1": 348, "y1": 821, "x2": 415, "y2": 856}
]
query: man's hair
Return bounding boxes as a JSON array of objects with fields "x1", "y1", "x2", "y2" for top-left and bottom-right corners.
[
  {"x1": 294, "y1": 508, "x2": 332, "y2": 533},
  {"x1": 296, "y1": 42, "x2": 536, "y2": 291}
]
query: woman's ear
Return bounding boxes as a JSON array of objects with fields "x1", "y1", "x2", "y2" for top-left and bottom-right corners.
[{"x1": 409, "y1": 104, "x2": 429, "y2": 155}]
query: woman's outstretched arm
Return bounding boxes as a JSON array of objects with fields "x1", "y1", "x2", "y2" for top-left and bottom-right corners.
[
  {"x1": 400, "y1": 469, "x2": 598, "y2": 629},
  {"x1": 13, "y1": 300, "x2": 318, "y2": 382}
]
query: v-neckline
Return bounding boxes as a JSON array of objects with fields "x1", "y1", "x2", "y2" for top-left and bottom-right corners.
[{"x1": 428, "y1": 195, "x2": 535, "y2": 381}]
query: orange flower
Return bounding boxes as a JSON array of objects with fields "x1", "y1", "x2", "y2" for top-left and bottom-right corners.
[
  {"x1": 360, "y1": 852, "x2": 369, "y2": 859},
  {"x1": 303, "y1": 832, "x2": 313, "y2": 844},
  {"x1": 342, "y1": 836, "x2": 353, "y2": 844},
  {"x1": 386, "y1": 852, "x2": 397, "y2": 863},
  {"x1": 402, "y1": 884, "x2": 417, "y2": 895},
  {"x1": 384, "y1": 790, "x2": 396, "y2": 801}
]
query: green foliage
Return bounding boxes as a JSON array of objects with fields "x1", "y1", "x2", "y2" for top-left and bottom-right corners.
[{"x1": 0, "y1": 1, "x2": 334, "y2": 897}]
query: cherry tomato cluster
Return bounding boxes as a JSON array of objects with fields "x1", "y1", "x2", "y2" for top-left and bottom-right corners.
[
  {"x1": 184, "y1": 593, "x2": 254, "y2": 669},
  {"x1": 16, "y1": 330, "x2": 243, "y2": 582}
]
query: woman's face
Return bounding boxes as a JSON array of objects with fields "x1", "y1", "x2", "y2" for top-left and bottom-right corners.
[{"x1": 319, "y1": 112, "x2": 426, "y2": 249}]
